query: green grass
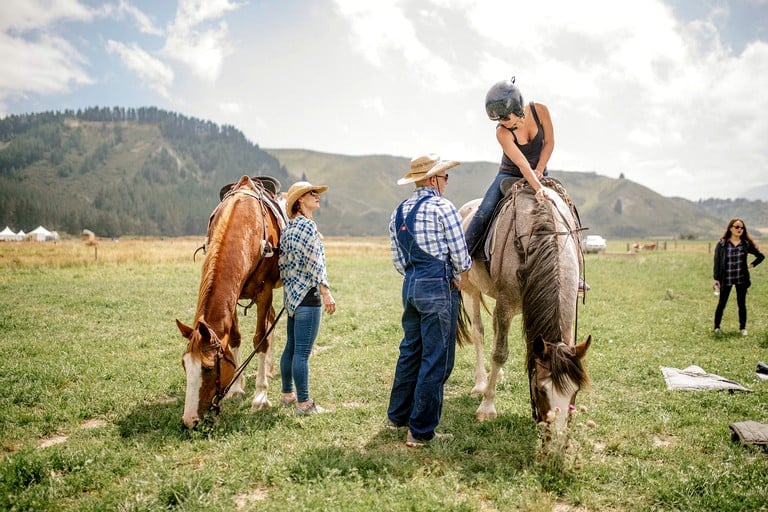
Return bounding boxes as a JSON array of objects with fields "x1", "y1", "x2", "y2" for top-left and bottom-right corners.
[{"x1": 0, "y1": 239, "x2": 766, "y2": 511}]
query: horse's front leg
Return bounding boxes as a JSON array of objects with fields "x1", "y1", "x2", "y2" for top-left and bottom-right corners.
[
  {"x1": 476, "y1": 304, "x2": 512, "y2": 422},
  {"x1": 250, "y1": 351, "x2": 272, "y2": 410},
  {"x1": 227, "y1": 316, "x2": 245, "y2": 398}
]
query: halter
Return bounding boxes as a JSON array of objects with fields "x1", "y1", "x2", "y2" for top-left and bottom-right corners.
[
  {"x1": 208, "y1": 306, "x2": 286, "y2": 413},
  {"x1": 198, "y1": 328, "x2": 238, "y2": 414},
  {"x1": 528, "y1": 342, "x2": 577, "y2": 426}
]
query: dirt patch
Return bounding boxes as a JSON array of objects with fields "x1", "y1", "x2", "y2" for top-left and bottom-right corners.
[
  {"x1": 81, "y1": 419, "x2": 107, "y2": 429},
  {"x1": 39, "y1": 435, "x2": 68, "y2": 448}
]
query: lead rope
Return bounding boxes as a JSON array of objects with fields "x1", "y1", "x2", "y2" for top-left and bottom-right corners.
[{"x1": 210, "y1": 306, "x2": 286, "y2": 412}]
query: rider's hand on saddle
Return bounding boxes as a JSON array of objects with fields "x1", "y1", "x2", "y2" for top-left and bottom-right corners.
[{"x1": 535, "y1": 187, "x2": 555, "y2": 203}]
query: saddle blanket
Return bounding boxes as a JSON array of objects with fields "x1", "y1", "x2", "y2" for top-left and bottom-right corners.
[{"x1": 660, "y1": 365, "x2": 750, "y2": 392}]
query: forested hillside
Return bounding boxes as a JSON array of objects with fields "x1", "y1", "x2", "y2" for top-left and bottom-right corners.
[
  {"x1": 2, "y1": 108, "x2": 766, "y2": 239},
  {"x1": 0, "y1": 108, "x2": 289, "y2": 237}
]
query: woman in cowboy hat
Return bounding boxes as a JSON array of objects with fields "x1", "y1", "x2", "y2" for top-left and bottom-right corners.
[
  {"x1": 278, "y1": 181, "x2": 336, "y2": 415},
  {"x1": 387, "y1": 154, "x2": 472, "y2": 447}
]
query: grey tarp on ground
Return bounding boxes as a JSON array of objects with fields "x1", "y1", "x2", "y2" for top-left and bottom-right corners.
[
  {"x1": 660, "y1": 365, "x2": 751, "y2": 392},
  {"x1": 729, "y1": 421, "x2": 768, "y2": 445}
]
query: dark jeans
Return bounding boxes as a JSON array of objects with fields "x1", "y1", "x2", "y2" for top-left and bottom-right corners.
[
  {"x1": 464, "y1": 172, "x2": 510, "y2": 258},
  {"x1": 714, "y1": 282, "x2": 748, "y2": 330},
  {"x1": 387, "y1": 281, "x2": 459, "y2": 440}
]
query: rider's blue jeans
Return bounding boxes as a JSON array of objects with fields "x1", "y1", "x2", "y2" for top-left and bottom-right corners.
[
  {"x1": 280, "y1": 305, "x2": 322, "y2": 403},
  {"x1": 464, "y1": 172, "x2": 510, "y2": 257}
]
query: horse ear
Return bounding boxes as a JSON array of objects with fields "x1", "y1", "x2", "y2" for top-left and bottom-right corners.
[
  {"x1": 197, "y1": 321, "x2": 212, "y2": 343},
  {"x1": 574, "y1": 335, "x2": 592, "y2": 359},
  {"x1": 176, "y1": 319, "x2": 193, "y2": 339},
  {"x1": 532, "y1": 334, "x2": 547, "y2": 357}
]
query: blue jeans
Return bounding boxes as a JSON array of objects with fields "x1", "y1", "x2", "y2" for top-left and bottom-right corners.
[
  {"x1": 387, "y1": 282, "x2": 459, "y2": 440},
  {"x1": 280, "y1": 305, "x2": 322, "y2": 403},
  {"x1": 464, "y1": 172, "x2": 510, "y2": 257}
]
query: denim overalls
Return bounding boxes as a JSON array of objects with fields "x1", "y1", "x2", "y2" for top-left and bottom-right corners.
[{"x1": 387, "y1": 195, "x2": 459, "y2": 440}]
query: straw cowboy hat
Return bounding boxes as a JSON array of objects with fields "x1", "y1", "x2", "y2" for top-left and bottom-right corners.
[
  {"x1": 285, "y1": 181, "x2": 329, "y2": 218},
  {"x1": 397, "y1": 153, "x2": 460, "y2": 185}
]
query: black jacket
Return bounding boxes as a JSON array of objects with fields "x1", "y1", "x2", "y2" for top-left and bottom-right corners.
[{"x1": 713, "y1": 239, "x2": 765, "y2": 287}]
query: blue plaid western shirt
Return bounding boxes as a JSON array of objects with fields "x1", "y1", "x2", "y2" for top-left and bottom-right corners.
[
  {"x1": 279, "y1": 215, "x2": 330, "y2": 316},
  {"x1": 389, "y1": 187, "x2": 472, "y2": 278}
]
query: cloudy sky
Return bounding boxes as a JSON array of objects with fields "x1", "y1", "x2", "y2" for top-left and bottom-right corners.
[{"x1": 1, "y1": 0, "x2": 767, "y2": 200}]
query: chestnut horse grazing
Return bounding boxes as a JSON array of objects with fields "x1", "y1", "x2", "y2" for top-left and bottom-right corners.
[
  {"x1": 459, "y1": 178, "x2": 591, "y2": 433},
  {"x1": 176, "y1": 175, "x2": 285, "y2": 429}
]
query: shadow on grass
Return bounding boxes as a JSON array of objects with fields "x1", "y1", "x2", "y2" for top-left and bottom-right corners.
[
  {"x1": 114, "y1": 391, "x2": 292, "y2": 442},
  {"x1": 284, "y1": 394, "x2": 553, "y2": 491}
]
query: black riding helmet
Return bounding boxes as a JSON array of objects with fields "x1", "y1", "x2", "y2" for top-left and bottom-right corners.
[{"x1": 485, "y1": 76, "x2": 524, "y2": 121}]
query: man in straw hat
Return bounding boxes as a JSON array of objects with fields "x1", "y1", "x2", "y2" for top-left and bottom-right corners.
[{"x1": 387, "y1": 153, "x2": 472, "y2": 447}]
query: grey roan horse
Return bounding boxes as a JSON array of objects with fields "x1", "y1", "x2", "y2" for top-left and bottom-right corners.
[{"x1": 459, "y1": 179, "x2": 591, "y2": 432}]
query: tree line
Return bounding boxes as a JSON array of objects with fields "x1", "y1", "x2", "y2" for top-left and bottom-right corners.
[{"x1": 0, "y1": 107, "x2": 289, "y2": 237}]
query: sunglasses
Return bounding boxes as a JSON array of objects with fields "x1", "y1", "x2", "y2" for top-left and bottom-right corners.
[
  {"x1": 496, "y1": 115, "x2": 511, "y2": 122},
  {"x1": 732, "y1": 225, "x2": 744, "y2": 230},
  {"x1": 308, "y1": 190, "x2": 320, "y2": 197},
  {"x1": 435, "y1": 174, "x2": 449, "y2": 183}
]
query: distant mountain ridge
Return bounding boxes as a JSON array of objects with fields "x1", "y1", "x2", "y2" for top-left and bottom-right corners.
[
  {"x1": 1, "y1": 107, "x2": 766, "y2": 239},
  {"x1": 266, "y1": 149, "x2": 768, "y2": 239}
]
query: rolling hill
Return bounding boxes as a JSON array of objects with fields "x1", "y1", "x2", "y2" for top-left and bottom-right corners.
[
  {"x1": 266, "y1": 149, "x2": 761, "y2": 240},
  {"x1": 1, "y1": 107, "x2": 765, "y2": 239}
]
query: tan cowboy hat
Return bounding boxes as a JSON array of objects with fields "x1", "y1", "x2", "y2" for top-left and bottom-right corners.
[
  {"x1": 285, "y1": 181, "x2": 329, "y2": 218},
  {"x1": 397, "y1": 153, "x2": 460, "y2": 185}
]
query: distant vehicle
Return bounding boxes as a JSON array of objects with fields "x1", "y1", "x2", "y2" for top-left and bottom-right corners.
[{"x1": 584, "y1": 235, "x2": 607, "y2": 253}]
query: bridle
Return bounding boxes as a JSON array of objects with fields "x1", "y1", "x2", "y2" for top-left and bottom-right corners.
[
  {"x1": 528, "y1": 343, "x2": 578, "y2": 427},
  {"x1": 197, "y1": 328, "x2": 238, "y2": 414},
  {"x1": 203, "y1": 306, "x2": 286, "y2": 414}
]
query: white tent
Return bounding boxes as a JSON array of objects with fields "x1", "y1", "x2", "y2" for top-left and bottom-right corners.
[
  {"x1": 0, "y1": 226, "x2": 20, "y2": 241},
  {"x1": 27, "y1": 225, "x2": 53, "y2": 242}
]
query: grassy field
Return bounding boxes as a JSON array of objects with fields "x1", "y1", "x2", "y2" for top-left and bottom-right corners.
[{"x1": 0, "y1": 238, "x2": 766, "y2": 511}]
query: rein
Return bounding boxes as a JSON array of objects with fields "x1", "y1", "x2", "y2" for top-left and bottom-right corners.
[{"x1": 209, "y1": 306, "x2": 286, "y2": 413}]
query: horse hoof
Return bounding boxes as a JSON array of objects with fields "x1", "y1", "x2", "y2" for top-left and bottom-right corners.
[
  {"x1": 226, "y1": 389, "x2": 245, "y2": 399},
  {"x1": 476, "y1": 404, "x2": 497, "y2": 422},
  {"x1": 251, "y1": 400, "x2": 271, "y2": 411},
  {"x1": 470, "y1": 385, "x2": 486, "y2": 397}
]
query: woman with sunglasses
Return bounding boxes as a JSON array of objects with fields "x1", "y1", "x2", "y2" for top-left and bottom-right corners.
[
  {"x1": 713, "y1": 218, "x2": 764, "y2": 336},
  {"x1": 278, "y1": 181, "x2": 336, "y2": 415},
  {"x1": 464, "y1": 76, "x2": 555, "y2": 260}
]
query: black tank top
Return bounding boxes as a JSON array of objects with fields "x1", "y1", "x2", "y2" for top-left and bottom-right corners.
[{"x1": 498, "y1": 102, "x2": 546, "y2": 177}]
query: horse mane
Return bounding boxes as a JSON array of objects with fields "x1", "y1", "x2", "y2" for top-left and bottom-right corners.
[
  {"x1": 517, "y1": 199, "x2": 564, "y2": 378},
  {"x1": 196, "y1": 196, "x2": 237, "y2": 323},
  {"x1": 519, "y1": 200, "x2": 561, "y2": 343}
]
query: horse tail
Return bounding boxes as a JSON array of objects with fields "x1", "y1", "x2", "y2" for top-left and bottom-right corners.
[
  {"x1": 517, "y1": 199, "x2": 563, "y2": 372},
  {"x1": 456, "y1": 291, "x2": 471, "y2": 348}
]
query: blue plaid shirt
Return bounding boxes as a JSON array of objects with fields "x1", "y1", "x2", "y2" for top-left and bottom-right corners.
[
  {"x1": 389, "y1": 187, "x2": 472, "y2": 278},
  {"x1": 279, "y1": 215, "x2": 329, "y2": 315}
]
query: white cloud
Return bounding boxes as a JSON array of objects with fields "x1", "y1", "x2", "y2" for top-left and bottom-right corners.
[
  {"x1": 0, "y1": 0, "x2": 93, "y2": 31},
  {"x1": 106, "y1": 40, "x2": 174, "y2": 98},
  {"x1": 162, "y1": 0, "x2": 241, "y2": 82},
  {"x1": 97, "y1": 0, "x2": 164, "y2": 36},
  {"x1": 0, "y1": 1, "x2": 93, "y2": 109},
  {"x1": 333, "y1": 0, "x2": 463, "y2": 92}
]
